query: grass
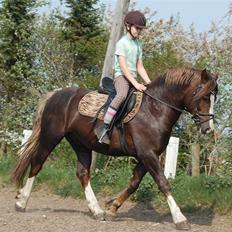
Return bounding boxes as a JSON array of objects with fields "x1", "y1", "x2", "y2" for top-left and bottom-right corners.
[{"x1": 1, "y1": 154, "x2": 232, "y2": 214}]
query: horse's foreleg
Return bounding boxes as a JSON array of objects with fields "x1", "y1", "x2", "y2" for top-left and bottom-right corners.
[
  {"x1": 106, "y1": 162, "x2": 146, "y2": 214},
  {"x1": 141, "y1": 154, "x2": 190, "y2": 230},
  {"x1": 76, "y1": 151, "x2": 105, "y2": 220}
]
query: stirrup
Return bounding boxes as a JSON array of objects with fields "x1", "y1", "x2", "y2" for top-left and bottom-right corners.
[{"x1": 95, "y1": 124, "x2": 110, "y2": 144}]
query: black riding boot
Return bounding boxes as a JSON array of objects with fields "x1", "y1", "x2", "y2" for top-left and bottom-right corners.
[{"x1": 95, "y1": 124, "x2": 110, "y2": 144}]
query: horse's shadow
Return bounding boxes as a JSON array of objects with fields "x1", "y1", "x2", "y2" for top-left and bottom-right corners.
[
  {"x1": 111, "y1": 202, "x2": 215, "y2": 226},
  {"x1": 26, "y1": 202, "x2": 215, "y2": 226}
]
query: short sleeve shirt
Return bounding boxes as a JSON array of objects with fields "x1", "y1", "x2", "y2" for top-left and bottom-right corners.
[{"x1": 114, "y1": 34, "x2": 142, "y2": 78}]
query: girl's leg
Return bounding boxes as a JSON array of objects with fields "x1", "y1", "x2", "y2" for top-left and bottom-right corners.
[{"x1": 96, "y1": 76, "x2": 130, "y2": 144}]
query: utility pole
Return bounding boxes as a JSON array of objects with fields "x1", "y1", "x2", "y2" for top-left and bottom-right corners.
[
  {"x1": 91, "y1": 0, "x2": 130, "y2": 173},
  {"x1": 100, "y1": 0, "x2": 130, "y2": 84}
]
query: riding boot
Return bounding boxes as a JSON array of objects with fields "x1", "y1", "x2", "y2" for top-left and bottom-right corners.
[{"x1": 95, "y1": 124, "x2": 110, "y2": 144}]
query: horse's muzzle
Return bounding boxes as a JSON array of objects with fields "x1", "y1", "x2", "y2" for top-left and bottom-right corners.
[{"x1": 200, "y1": 122, "x2": 214, "y2": 134}]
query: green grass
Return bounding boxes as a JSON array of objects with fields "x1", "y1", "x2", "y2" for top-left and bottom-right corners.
[
  {"x1": 0, "y1": 155, "x2": 16, "y2": 184},
  {"x1": 1, "y1": 154, "x2": 232, "y2": 214}
]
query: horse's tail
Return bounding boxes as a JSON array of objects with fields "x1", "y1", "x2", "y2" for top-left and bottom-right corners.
[{"x1": 12, "y1": 91, "x2": 55, "y2": 187}]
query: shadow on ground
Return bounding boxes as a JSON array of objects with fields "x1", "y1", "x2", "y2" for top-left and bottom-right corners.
[{"x1": 113, "y1": 202, "x2": 215, "y2": 227}]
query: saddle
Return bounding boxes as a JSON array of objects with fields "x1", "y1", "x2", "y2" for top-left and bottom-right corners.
[
  {"x1": 78, "y1": 77, "x2": 143, "y2": 152},
  {"x1": 78, "y1": 77, "x2": 143, "y2": 124}
]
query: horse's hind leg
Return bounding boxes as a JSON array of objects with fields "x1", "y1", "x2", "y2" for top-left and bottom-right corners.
[
  {"x1": 15, "y1": 133, "x2": 63, "y2": 212},
  {"x1": 75, "y1": 150, "x2": 105, "y2": 219},
  {"x1": 66, "y1": 135, "x2": 105, "y2": 219},
  {"x1": 106, "y1": 162, "x2": 147, "y2": 215}
]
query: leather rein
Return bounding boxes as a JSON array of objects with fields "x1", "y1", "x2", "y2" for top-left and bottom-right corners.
[{"x1": 143, "y1": 86, "x2": 216, "y2": 126}]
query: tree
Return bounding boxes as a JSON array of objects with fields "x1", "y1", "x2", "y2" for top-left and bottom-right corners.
[
  {"x1": 59, "y1": 0, "x2": 104, "y2": 77},
  {"x1": 0, "y1": 0, "x2": 41, "y2": 156}
]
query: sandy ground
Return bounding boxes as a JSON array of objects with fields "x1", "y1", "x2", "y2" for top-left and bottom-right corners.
[{"x1": 0, "y1": 183, "x2": 232, "y2": 232}]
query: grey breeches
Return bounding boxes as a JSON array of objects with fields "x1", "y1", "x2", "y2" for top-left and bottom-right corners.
[{"x1": 110, "y1": 75, "x2": 130, "y2": 110}]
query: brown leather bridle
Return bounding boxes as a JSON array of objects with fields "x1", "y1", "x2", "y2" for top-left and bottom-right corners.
[{"x1": 144, "y1": 85, "x2": 217, "y2": 126}]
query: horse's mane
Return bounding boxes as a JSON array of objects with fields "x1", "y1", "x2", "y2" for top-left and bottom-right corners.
[
  {"x1": 153, "y1": 67, "x2": 201, "y2": 87},
  {"x1": 149, "y1": 67, "x2": 217, "y2": 101}
]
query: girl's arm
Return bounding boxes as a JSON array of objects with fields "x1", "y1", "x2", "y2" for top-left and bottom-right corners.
[
  {"x1": 137, "y1": 59, "x2": 151, "y2": 84},
  {"x1": 119, "y1": 55, "x2": 146, "y2": 91}
]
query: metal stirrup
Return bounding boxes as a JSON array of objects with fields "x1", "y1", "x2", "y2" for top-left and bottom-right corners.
[{"x1": 98, "y1": 129, "x2": 109, "y2": 143}]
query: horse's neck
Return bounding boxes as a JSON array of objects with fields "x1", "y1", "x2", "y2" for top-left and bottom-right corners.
[
  {"x1": 150, "y1": 84, "x2": 186, "y2": 109},
  {"x1": 145, "y1": 85, "x2": 185, "y2": 129}
]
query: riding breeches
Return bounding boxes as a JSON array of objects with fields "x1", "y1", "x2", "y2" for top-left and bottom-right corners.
[{"x1": 110, "y1": 75, "x2": 131, "y2": 110}]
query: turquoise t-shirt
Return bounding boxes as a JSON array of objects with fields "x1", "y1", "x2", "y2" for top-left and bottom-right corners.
[{"x1": 114, "y1": 34, "x2": 142, "y2": 78}]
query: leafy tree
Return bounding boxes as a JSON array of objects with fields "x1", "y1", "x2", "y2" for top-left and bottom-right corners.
[
  {"x1": 59, "y1": 0, "x2": 104, "y2": 77},
  {"x1": 0, "y1": 0, "x2": 42, "y2": 156}
]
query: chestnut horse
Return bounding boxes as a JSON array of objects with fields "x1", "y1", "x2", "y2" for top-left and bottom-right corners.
[{"x1": 12, "y1": 67, "x2": 218, "y2": 230}]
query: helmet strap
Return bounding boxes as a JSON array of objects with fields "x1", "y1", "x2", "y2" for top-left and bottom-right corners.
[{"x1": 126, "y1": 24, "x2": 136, "y2": 39}]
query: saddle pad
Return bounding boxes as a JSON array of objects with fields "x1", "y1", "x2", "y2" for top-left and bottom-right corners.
[{"x1": 78, "y1": 91, "x2": 143, "y2": 123}]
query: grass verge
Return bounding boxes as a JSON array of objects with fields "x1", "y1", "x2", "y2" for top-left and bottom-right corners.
[{"x1": 1, "y1": 155, "x2": 232, "y2": 214}]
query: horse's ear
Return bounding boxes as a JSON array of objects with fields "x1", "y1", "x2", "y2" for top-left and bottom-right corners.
[{"x1": 201, "y1": 68, "x2": 210, "y2": 83}]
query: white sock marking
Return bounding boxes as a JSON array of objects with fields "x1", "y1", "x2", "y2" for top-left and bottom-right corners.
[
  {"x1": 167, "y1": 195, "x2": 187, "y2": 224},
  {"x1": 15, "y1": 177, "x2": 35, "y2": 209},
  {"x1": 84, "y1": 182, "x2": 104, "y2": 215}
]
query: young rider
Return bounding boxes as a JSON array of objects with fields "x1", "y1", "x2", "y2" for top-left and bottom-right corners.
[{"x1": 95, "y1": 10, "x2": 151, "y2": 144}]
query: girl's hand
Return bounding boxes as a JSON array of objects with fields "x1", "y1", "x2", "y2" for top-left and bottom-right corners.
[{"x1": 134, "y1": 82, "x2": 147, "y2": 92}]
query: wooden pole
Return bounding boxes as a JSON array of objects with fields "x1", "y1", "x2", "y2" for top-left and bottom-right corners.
[
  {"x1": 91, "y1": 0, "x2": 130, "y2": 173},
  {"x1": 191, "y1": 143, "x2": 200, "y2": 176},
  {"x1": 100, "y1": 0, "x2": 130, "y2": 84}
]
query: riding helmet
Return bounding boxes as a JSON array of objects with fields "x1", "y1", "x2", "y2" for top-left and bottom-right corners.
[{"x1": 124, "y1": 11, "x2": 146, "y2": 28}]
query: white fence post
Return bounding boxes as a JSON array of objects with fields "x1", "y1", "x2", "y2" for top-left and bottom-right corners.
[
  {"x1": 21, "y1": 129, "x2": 32, "y2": 150},
  {"x1": 164, "y1": 136, "x2": 180, "y2": 179}
]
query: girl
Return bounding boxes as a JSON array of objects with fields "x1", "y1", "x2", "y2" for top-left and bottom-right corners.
[{"x1": 95, "y1": 11, "x2": 151, "y2": 144}]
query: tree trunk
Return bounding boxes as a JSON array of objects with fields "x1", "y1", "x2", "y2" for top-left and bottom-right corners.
[
  {"x1": 0, "y1": 141, "x2": 7, "y2": 158},
  {"x1": 191, "y1": 143, "x2": 200, "y2": 176}
]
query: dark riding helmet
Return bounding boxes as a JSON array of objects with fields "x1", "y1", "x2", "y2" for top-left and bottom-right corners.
[{"x1": 124, "y1": 11, "x2": 146, "y2": 28}]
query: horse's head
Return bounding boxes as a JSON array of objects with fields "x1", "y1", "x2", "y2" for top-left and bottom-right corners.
[{"x1": 186, "y1": 69, "x2": 218, "y2": 134}]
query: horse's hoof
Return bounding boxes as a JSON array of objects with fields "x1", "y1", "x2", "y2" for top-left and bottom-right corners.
[
  {"x1": 175, "y1": 220, "x2": 191, "y2": 230},
  {"x1": 104, "y1": 210, "x2": 117, "y2": 221},
  {"x1": 15, "y1": 203, "x2": 26, "y2": 212},
  {"x1": 93, "y1": 211, "x2": 106, "y2": 221}
]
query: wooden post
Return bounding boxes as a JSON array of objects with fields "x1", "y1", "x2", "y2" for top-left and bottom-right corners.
[
  {"x1": 100, "y1": 0, "x2": 130, "y2": 84},
  {"x1": 91, "y1": 0, "x2": 130, "y2": 173},
  {"x1": 191, "y1": 143, "x2": 200, "y2": 176}
]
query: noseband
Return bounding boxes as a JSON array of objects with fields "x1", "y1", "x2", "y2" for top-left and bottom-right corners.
[
  {"x1": 144, "y1": 85, "x2": 216, "y2": 126},
  {"x1": 192, "y1": 85, "x2": 216, "y2": 125}
]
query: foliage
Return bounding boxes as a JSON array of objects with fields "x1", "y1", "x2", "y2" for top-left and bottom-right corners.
[
  {"x1": 0, "y1": 0, "x2": 44, "y2": 156},
  {"x1": 59, "y1": 0, "x2": 105, "y2": 76}
]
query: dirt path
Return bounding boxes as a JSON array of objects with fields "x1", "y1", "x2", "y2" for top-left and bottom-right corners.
[{"x1": 0, "y1": 184, "x2": 231, "y2": 232}]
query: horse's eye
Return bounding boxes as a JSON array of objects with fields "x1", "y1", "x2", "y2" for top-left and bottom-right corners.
[{"x1": 202, "y1": 96, "x2": 210, "y2": 101}]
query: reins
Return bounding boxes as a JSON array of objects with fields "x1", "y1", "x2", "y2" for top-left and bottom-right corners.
[
  {"x1": 143, "y1": 90, "x2": 188, "y2": 114},
  {"x1": 143, "y1": 89, "x2": 215, "y2": 126}
]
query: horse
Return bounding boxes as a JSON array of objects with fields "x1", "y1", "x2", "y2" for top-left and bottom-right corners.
[{"x1": 12, "y1": 67, "x2": 218, "y2": 230}]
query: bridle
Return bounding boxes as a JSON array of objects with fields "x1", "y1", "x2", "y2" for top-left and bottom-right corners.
[{"x1": 144, "y1": 84, "x2": 216, "y2": 126}]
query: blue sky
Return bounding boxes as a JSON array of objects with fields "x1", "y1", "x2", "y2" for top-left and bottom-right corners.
[{"x1": 40, "y1": 0, "x2": 231, "y2": 32}]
